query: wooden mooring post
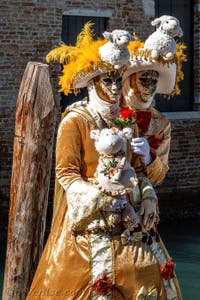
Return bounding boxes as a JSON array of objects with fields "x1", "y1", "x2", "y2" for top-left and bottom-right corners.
[{"x1": 2, "y1": 62, "x2": 57, "y2": 300}]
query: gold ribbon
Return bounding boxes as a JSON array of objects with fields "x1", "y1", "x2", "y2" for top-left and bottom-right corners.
[
  {"x1": 121, "y1": 229, "x2": 142, "y2": 245},
  {"x1": 136, "y1": 286, "x2": 158, "y2": 300}
]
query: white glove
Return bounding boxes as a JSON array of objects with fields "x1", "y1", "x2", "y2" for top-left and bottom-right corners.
[
  {"x1": 103, "y1": 195, "x2": 127, "y2": 212},
  {"x1": 131, "y1": 137, "x2": 152, "y2": 166}
]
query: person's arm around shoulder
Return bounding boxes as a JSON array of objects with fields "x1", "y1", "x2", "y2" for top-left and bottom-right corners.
[{"x1": 145, "y1": 117, "x2": 171, "y2": 185}]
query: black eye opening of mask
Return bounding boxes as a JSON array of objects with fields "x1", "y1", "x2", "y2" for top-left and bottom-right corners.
[
  {"x1": 139, "y1": 78, "x2": 158, "y2": 85},
  {"x1": 103, "y1": 76, "x2": 122, "y2": 85},
  {"x1": 103, "y1": 78, "x2": 113, "y2": 84}
]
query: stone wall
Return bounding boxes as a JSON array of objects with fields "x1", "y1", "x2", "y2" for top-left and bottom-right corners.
[{"x1": 0, "y1": 1, "x2": 62, "y2": 201}]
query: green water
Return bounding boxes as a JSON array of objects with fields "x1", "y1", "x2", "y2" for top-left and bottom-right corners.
[
  {"x1": 1, "y1": 219, "x2": 200, "y2": 299},
  {"x1": 159, "y1": 219, "x2": 200, "y2": 300}
]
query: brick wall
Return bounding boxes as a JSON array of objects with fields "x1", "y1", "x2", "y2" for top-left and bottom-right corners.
[
  {"x1": 156, "y1": 112, "x2": 200, "y2": 220},
  {"x1": 194, "y1": 0, "x2": 200, "y2": 107},
  {"x1": 0, "y1": 1, "x2": 200, "y2": 223},
  {"x1": 0, "y1": 1, "x2": 62, "y2": 202}
]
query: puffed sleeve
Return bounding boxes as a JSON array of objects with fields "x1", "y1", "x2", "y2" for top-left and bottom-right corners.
[
  {"x1": 55, "y1": 113, "x2": 113, "y2": 232},
  {"x1": 138, "y1": 176, "x2": 158, "y2": 201},
  {"x1": 146, "y1": 120, "x2": 171, "y2": 186},
  {"x1": 55, "y1": 114, "x2": 83, "y2": 190}
]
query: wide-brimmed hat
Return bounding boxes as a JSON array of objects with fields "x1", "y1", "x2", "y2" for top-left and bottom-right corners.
[
  {"x1": 123, "y1": 39, "x2": 186, "y2": 96},
  {"x1": 123, "y1": 57, "x2": 176, "y2": 94},
  {"x1": 46, "y1": 23, "x2": 131, "y2": 95}
]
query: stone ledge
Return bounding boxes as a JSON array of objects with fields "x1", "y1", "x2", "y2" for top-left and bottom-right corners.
[
  {"x1": 63, "y1": 8, "x2": 113, "y2": 17},
  {"x1": 163, "y1": 111, "x2": 200, "y2": 120}
]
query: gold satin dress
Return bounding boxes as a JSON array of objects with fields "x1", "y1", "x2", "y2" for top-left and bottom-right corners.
[{"x1": 26, "y1": 106, "x2": 182, "y2": 300}]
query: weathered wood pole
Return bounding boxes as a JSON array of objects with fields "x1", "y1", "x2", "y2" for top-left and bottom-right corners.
[{"x1": 2, "y1": 62, "x2": 57, "y2": 300}]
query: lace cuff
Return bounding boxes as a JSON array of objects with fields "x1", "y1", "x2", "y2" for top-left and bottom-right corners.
[{"x1": 67, "y1": 179, "x2": 113, "y2": 232}]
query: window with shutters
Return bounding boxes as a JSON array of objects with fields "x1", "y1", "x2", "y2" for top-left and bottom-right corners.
[{"x1": 154, "y1": 0, "x2": 193, "y2": 112}]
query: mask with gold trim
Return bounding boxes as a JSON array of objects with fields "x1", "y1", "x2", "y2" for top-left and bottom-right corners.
[
  {"x1": 130, "y1": 70, "x2": 159, "y2": 103},
  {"x1": 93, "y1": 71, "x2": 123, "y2": 104}
]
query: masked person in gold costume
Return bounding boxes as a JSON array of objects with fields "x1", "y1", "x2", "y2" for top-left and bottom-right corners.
[
  {"x1": 27, "y1": 21, "x2": 185, "y2": 300},
  {"x1": 121, "y1": 15, "x2": 186, "y2": 189}
]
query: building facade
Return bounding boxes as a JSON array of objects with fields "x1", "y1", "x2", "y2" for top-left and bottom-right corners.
[{"x1": 0, "y1": 0, "x2": 200, "y2": 223}]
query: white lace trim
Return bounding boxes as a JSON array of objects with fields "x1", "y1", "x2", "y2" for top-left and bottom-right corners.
[
  {"x1": 90, "y1": 233, "x2": 113, "y2": 300},
  {"x1": 66, "y1": 179, "x2": 113, "y2": 232}
]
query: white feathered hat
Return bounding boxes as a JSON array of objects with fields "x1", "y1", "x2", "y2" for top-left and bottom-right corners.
[{"x1": 123, "y1": 32, "x2": 186, "y2": 96}]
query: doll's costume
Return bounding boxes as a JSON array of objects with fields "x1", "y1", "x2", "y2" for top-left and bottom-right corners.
[{"x1": 26, "y1": 21, "x2": 185, "y2": 300}]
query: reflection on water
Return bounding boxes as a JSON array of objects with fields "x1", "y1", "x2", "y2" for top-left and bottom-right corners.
[
  {"x1": 0, "y1": 219, "x2": 200, "y2": 299},
  {"x1": 159, "y1": 218, "x2": 200, "y2": 300}
]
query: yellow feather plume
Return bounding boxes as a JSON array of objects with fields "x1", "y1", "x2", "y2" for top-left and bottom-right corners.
[
  {"x1": 76, "y1": 21, "x2": 94, "y2": 48},
  {"x1": 46, "y1": 22, "x2": 110, "y2": 95},
  {"x1": 171, "y1": 42, "x2": 187, "y2": 96},
  {"x1": 128, "y1": 40, "x2": 144, "y2": 51},
  {"x1": 46, "y1": 43, "x2": 78, "y2": 64}
]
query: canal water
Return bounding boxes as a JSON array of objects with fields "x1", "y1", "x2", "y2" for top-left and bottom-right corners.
[
  {"x1": 0, "y1": 218, "x2": 200, "y2": 299},
  {"x1": 159, "y1": 218, "x2": 200, "y2": 299}
]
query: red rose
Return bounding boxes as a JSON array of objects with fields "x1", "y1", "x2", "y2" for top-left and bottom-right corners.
[
  {"x1": 119, "y1": 108, "x2": 134, "y2": 119},
  {"x1": 93, "y1": 275, "x2": 114, "y2": 296},
  {"x1": 160, "y1": 259, "x2": 176, "y2": 280},
  {"x1": 147, "y1": 135, "x2": 161, "y2": 150}
]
